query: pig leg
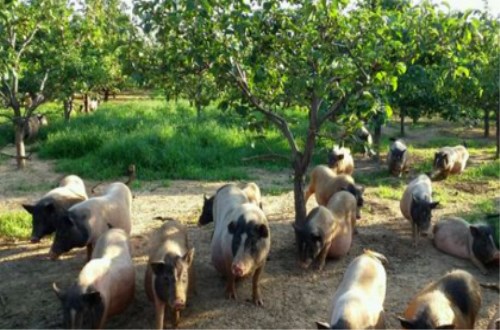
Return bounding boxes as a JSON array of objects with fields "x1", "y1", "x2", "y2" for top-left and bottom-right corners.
[
  {"x1": 313, "y1": 245, "x2": 329, "y2": 271},
  {"x1": 470, "y1": 255, "x2": 488, "y2": 275},
  {"x1": 154, "y1": 297, "x2": 165, "y2": 330},
  {"x1": 252, "y1": 265, "x2": 264, "y2": 306},
  {"x1": 304, "y1": 185, "x2": 314, "y2": 203},
  {"x1": 172, "y1": 309, "x2": 180, "y2": 328},
  {"x1": 225, "y1": 274, "x2": 237, "y2": 300},
  {"x1": 375, "y1": 310, "x2": 385, "y2": 329}
]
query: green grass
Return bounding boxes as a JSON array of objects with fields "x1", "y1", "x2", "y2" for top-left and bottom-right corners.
[{"x1": 0, "y1": 211, "x2": 31, "y2": 239}]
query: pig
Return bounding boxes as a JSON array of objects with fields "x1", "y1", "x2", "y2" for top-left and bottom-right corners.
[
  {"x1": 52, "y1": 228, "x2": 135, "y2": 329},
  {"x1": 211, "y1": 183, "x2": 270, "y2": 305},
  {"x1": 398, "y1": 269, "x2": 481, "y2": 329},
  {"x1": 400, "y1": 174, "x2": 439, "y2": 246},
  {"x1": 433, "y1": 216, "x2": 499, "y2": 275},
  {"x1": 293, "y1": 206, "x2": 335, "y2": 270},
  {"x1": 305, "y1": 165, "x2": 364, "y2": 219},
  {"x1": 23, "y1": 114, "x2": 48, "y2": 140},
  {"x1": 50, "y1": 182, "x2": 132, "y2": 260},
  {"x1": 198, "y1": 182, "x2": 262, "y2": 226},
  {"x1": 22, "y1": 175, "x2": 88, "y2": 243},
  {"x1": 488, "y1": 310, "x2": 500, "y2": 330},
  {"x1": 431, "y1": 145, "x2": 469, "y2": 180},
  {"x1": 387, "y1": 138, "x2": 409, "y2": 177},
  {"x1": 316, "y1": 249, "x2": 388, "y2": 329},
  {"x1": 327, "y1": 145, "x2": 354, "y2": 175},
  {"x1": 145, "y1": 220, "x2": 195, "y2": 329},
  {"x1": 326, "y1": 191, "x2": 357, "y2": 258},
  {"x1": 89, "y1": 99, "x2": 100, "y2": 112},
  {"x1": 356, "y1": 124, "x2": 375, "y2": 158}
]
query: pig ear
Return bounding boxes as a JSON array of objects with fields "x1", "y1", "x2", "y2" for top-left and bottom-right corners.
[
  {"x1": 315, "y1": 321, "x2": 330, "y2": 329},
  {"x1": 150, "y1": 261, "x2": 166, "y2": 275},
  {"x1": 397, "y1": 316, "x2": 415, "y2": 329},
  {"x1": 22, "y1": 204, "x2": 35, "y2": 214},
  {"x1": 43, "y1": 201, "x2": 55, "y2": 213},
  {"x1": 337, "y1": 154, "x2": 344, "y2": 161},
  {"x1": 227, "y1": 221, "x2": 236, "y2": 234},
  {"x1": 430, "y1": 201, "x2": 440, "y2": 209},
  {"x1": 436, "y1": 325, "x2": 455, "y2": 330},
  {"x1": 52, "y1": 282, "x2": 65, "y2": 300},
  {"x1": 257, "y1": 224, "x2": 269, "y2": 238},
  {"x1": 183, "y1": 248, "x2": 195, "y2": 266},
  {"x1": 62, "y1": 215, "x2": 75, "y2": 227},
  {"x1": 356, "y1": 184, "x2": 365, "y2": 193},
  {"x1": 203, "y1": 194, "x2": 208, "y2": 201},
  {"x1": 469, "y1": 225, "x2": 480, "y2": 237}
]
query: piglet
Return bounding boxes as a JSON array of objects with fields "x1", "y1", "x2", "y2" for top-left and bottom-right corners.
[
  {"x1": 433, "y1": 216, "x2": 499, "y2": 275},
  {"x1": 398, "y1": 269, "x2": 481, "y2": 329},
  {"x1": 145, "y1": 219, "x2": 195, "y2": 329},
  {"x1": 53, "y1": 228, "x2": 135, "y2": 329}
]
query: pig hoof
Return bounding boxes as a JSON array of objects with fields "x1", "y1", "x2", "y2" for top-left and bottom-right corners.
[
  {"x1": 253, "y1": 297, "x2": 264, "y2": 306},
  {"x1": 226, "y1": 291, "x2": 237, "y2": 300}
]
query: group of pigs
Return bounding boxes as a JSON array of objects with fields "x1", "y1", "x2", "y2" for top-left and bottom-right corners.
[{"x1": 20, "y1": 137, "x2": 499, "y2": 329}]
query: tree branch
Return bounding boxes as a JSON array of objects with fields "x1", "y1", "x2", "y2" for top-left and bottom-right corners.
[
  {"x1": 318, "y1": 82, "x2": 366, "y2": 127},
  {"x1": 16, "y1": 23, "x2": 40, "y2": 61},
  {"x1": 25, "y1": 70, "x2": 49, "y2": 117},
  {"x1": 333, "y1": 42, "x2": 370, "y2": 82},
  {"x1": 229, "y1": 60, "x2": 300, "y2": 156}
]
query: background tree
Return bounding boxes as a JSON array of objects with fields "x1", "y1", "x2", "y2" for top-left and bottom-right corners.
[{"x1": 0, "y1": 0, "x2": 69, "y2": 168}]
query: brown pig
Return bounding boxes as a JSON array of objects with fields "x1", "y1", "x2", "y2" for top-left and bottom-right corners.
[
  {"x1": 316, "y1": 249, "x2": 388, "y2": 329},
  {"x1": 50, "y1": 182, "x2": 132, "y2": 260},
  {"x1": 211, "y1": 183, "x2": 270, "y2": 306},
  {"x1": 305, "y1": 165, "x2": 364, "y2": 218},
  {"x1": 433, "y1": 216, "x2": 499, "y2": 275},
  {"x1": 22, "y1": 175, "x2": 88, "y2": 243},
  {"x1": 328, "y1": 145, "x2": 354, "y2": 175},
  {"x1": 400, "y1": 174, "x2": 439, "y2": 246},
  {"x1": 52, "y1": 228, "x2": 135, "y2": 329},
  {"x1": 145, "y1": 219, "x2": 195, "y2": 329},
  {"x1": 293, "y1": 206, "x2": 336, "y2": 270},
  {"x1": 326, "y1": 191, "x2": 357, "y2": 258},
  {"x1": 398, "y1": 269, "x2": 481, "y2": 329}
]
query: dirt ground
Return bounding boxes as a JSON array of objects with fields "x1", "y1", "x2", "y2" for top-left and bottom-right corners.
[{"x1": 0, "y1": 126, "x2": 499, "y2": 329}]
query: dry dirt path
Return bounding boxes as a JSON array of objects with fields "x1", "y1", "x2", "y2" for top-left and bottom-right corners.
[{"x1": 0, "y1": 153, "x2": 498, "y2": 329}]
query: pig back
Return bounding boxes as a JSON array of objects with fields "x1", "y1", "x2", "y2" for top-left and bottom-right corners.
[
  {"x1": 400, "y1": 175, "x2": 432, "y2": 220},
  {"x1": 318, "y1": 174, "x2": 355, "y2": 206},
  {"x1": 326, "y1": 191, "x2": 357, "y2": 223},
  {"x1": 451, "y1": 145, "x2": 469, "y2": 173},
  {"x1": 79, "y1": 228, "x2": 135, "y2": 317},
  {"x1": 58, "y1": 175, "x2": 88, "y2": 200},
  {"x1": 242, "y1": 182, "x2": 262, "y2": 207},
  {"x1": 433, "y1": 217, "x2": 470, "y2": 259}
]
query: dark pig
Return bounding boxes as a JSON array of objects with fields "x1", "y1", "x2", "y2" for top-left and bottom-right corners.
[
  {"x1": 433, "y1": 216, "x2": 499, "y2": 275},
  {"x1": 50, "y1": 182, "x2": 132, "y2": 260},
  {"x1": 400, "y1": 174, "x2": 439, "y2": 246},
  {"x1": 145, "y1": 220, "x2": 195, "y2": 329},
  {"x1": 387, "y1": 138, "x2": 409, "y2": 177},
  {"x1": 22, "y1": 175, "x2": 87, "y2": 243},
  {"x1": 293, "y1": 206, "x2": 335, "y2": 270},
  {"x1": 398, "y1": 269, "x2": 481, "y2": 329},
  {"x1": 23, "y1": 114, "x2": 48, "y2": 140},
  {"x1": 316, "y1": 250, "x2": 388, "y2": 329},
  {"x1": 52, "y1": 228, "x2": 135, "y2": 329},
  {"x1": 211, "y1": 184, "x2": 270, "y2": 305}
]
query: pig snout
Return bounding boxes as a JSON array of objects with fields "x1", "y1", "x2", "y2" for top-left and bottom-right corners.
[
  {"x1": 232, "y1": 263, "x2": 246, "y2": 277},
  {"x1": 173, "y1": 299, "x2": 186, "y2": 310}
]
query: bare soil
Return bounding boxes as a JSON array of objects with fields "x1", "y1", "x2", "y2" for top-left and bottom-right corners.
[{"x1": 0, "y1": 130, "x2": 499, "y2": 329}]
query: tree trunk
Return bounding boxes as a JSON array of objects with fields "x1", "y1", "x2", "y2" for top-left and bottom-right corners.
[
  {"x1": 400, "y1": 110, "x2": 405, "y2": 137},
  {"x1": 84, "y1": 93, "x2": 90, "y2": 113},
  {"x1": 373, "y1": 119, "x2": 382, "y2": 162},
  {"x1": 103, "y1": 89, "x2": 110, "y2": 102},
  {"x1": 63, "y1": 97, "x2": 73, "y2": 122},
  {"x1": 292, "y1": 163, "x2": 307, "y2": 227},
  {"x1": 484, "y1": 109, "x2": 490, "y2": 138},
  {"x1": 496, "y1": 108, "x2": 499, "y2": 159},
  {"x1": 14, "y1": 122, "x2": 26, "y2": 169}
]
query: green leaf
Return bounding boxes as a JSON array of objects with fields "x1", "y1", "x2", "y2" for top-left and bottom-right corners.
[
  {"x1": 390, "y1": 76, "x2": 398, "y2": 91},
  {"x1": 395, "y1": 62, "x2": 407, "y2": 75},
  {"x1": 455, "y1": 66, "x2": 470, "y2": 78}
]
